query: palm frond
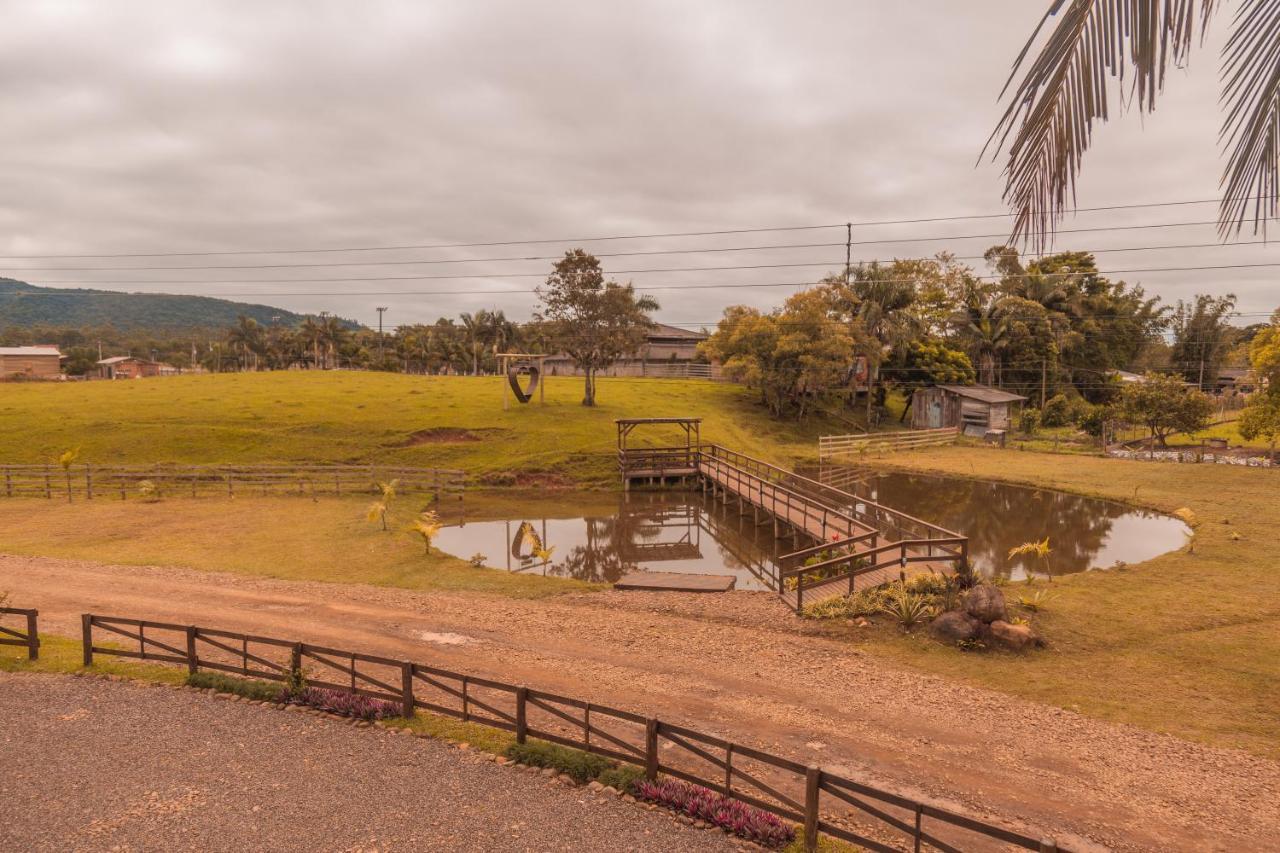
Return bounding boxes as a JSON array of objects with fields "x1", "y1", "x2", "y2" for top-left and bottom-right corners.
[
  {"x1": 987, "y1": 1, "x2": 1218, "y2": 250},
  {"x1": 1218, "y1": 0, "x2": 1280, "y2": 236}
]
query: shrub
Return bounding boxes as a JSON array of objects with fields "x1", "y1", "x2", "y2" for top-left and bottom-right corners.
[
  {"x1": 595, "y1": 764, "x2": 645, "y2": 793},
  {"x1": 1041, "y1": 393, "x2": 1091, "y2": 428},
  {"x1": 877, "y1": 588, "x2": 935, "y2": 631},
  {"x1": 904, "y1": 573, "x2": 949, "y2": 596},
  {"x1": 1017, "y1": 589, "x2": 1055, "y2": 612},
  {"x1": 633, "y1": 778, "x2": 795, "y2": 848},
  {"x1": 186, "y1": 671, "x2": 281, "y2": 701},
  {"x1": 281, "y1": 686, "x2": 402, "y2": 720},
  {"x1": 1019, "y1": 406, "x2": 1041, "y2": 435},
  {"x1": 504, "y1": 740, "x2": 612, "y2": 783},
  {"x1": 468, "y1": 553, "x2": 487, "y2": 567}
]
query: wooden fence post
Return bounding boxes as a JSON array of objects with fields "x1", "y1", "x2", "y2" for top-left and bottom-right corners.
[
  {"x1": 289, "y1": 642, "x2": 302, "y2": 686},
  {"x1": 81, "y1": 614, "x2": 93, "y2": 667},
  {"x1": 1039, "y1": 840, "x2": 1058, "y2": 853},
  {"x1": 645, "y1": 718, "x2": 659, "y2": 780},
  {"x1": 186, "y1": 626, "x2": 198, "y2": 675},
  {"x1": 44, "y1": 464, "x2": 51, "y2": 499},
  {"x1": 25, "y1": 609, "x2": 39, "y2": 660},
  {"x1": 86, "y1": 465, "x2": 94, "y2": 500},
  {"x1": 400, "y1": 662, "x2": 415, "y2": 718},
  {"x1": 804, "y1": 765, "x2": 821, "y2": 853},
  {"x1": 515, "y1": 686, "x2": 528, "y2": 744}
]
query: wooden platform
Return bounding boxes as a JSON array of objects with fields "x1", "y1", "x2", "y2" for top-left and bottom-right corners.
[{"x1": 614, "y1": 571, "x2": 737, "y2": 593}]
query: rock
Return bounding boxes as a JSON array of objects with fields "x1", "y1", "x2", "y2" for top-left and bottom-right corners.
[
  {"x1": 603, "y1": 786, "x2": 620, "y2": 797},
  {"x1": 989, "y1": 619, "x2": 1042, "y2": 651},
  {"x1": 930, "y1": 610, "x2": 982, "y2": 643},
  {"x1": 456, "y1": 742, "x2": 470, "y2": 751},
  {"x1": 622, "y1": 794, "x2": 637, "y2": 803},
  {"x1": 557, "y1": 773, "x2": 575, "y2": 784},
  {"x1": 964, "y1": 584, "x2": 1007, "y2": 623},
  {"x1": 588, "y1": 781, "x2": 604, "y2": 791},
  {"x1": 541, "y1": 767, "x2": 557, "y2": 778}
]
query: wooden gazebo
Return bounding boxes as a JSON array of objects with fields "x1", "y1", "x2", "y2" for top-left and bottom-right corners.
[{"x1": 615, "y1": 417, "x2": 701, "y2": 489}]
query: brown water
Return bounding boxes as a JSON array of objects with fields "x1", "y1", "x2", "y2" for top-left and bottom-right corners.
[
  {"x1": 811, "y1": 467, "x2": 1190, "y2": 581},
  {"x1": 434, "y1": 475, "x2": 1189, "y2": 588}
]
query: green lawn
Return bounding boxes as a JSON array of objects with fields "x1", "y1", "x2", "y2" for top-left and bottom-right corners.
[
  {"x1": 864, "y1": 446, "x2": 1280, "y2": 758},
  {"x1": 0, "y1": 372, "x2": 841, "y2": 483},
  {"x1": 0, "y1": 493, "x2": 601, "y2": 599}
]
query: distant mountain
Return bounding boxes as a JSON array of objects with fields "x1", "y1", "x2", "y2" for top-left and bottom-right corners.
[{"x1": 0, "y1": 279, "x2": 349, "y2": 330}]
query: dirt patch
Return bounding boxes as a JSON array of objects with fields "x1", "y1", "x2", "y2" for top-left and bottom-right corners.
[
  {"x1": 399, "y1": 427, "x2": 506, "y2": 446},
  {"x1": 477, "y1": 470, "x2": 573, "y2": 488}
]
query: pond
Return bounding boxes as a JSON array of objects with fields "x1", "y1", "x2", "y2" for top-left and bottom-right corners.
[
  {"x1": 434, "y1": 474, "x2": 1190, "y2": 589},
  {"x1": 434, "y1": 492, "x2": 787, "y2": 590},
  {"x1": 810, "y1": 467, "x2": 1190, "y2": 581}
]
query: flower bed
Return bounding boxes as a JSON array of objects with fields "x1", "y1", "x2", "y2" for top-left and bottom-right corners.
[
  {"x1": 632, "y1": 777, "x2": 795, "y2": 848},
  {"x1": 279, "y1": 686, "x2": 402, "y2": 721}
]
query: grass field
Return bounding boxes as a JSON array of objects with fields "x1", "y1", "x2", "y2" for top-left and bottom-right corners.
[
  {"x1": 0, "y1": 492, "x2": 605, "y2": 599},
  {"x1": 867, "y1": 446, "x2": 1280, "y2": 757},
  {"x1": 0, "y1": 372, "x2": 841, "y2": 482}
]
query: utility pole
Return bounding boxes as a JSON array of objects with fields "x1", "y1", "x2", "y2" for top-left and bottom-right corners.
[{"x1": 376, "y1": 307, "x2": 388, "y2": 365}]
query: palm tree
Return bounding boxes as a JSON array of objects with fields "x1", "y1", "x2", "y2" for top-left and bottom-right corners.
[
  {"x1": 226, "y1": 315, "x2": 264, "y2": 371},
  {"x1": 299, "y1": 317, "x2": 324, "y2": 369},
  {"x1": 959, "y1": 300, "x2": 1012, "y2": 387},
  {"x1": 988, "y1": 1, "x2": 1280, "y2": 247},
  {"x1": 320, "y1": 316, "x2": 349, "y2": 369}
]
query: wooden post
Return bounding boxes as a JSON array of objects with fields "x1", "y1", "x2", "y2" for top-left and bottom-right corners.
[
  {"x1": 290, "y1": 642, "x2": 303, "y2": 688},
  {"x1": 804, "y1": 765, "x2": 821, "y2": 852},
  {"x1": 186, "y1": 626, "x2": 198, "y2": 674},
  {"x1": 85, "y1": 466, "x2": 93, "y2": 500},
  {"x1": 515, "y1": 686, "x2": 528, "y2": 744},
  {"x1": 645, "y1": 718, "x2": 659, "y2": 779},
  {"x1": 81, "y1": 614, "x2": 93, "y2": 667},
  {"x1": 3, "y1": 466, "x2": 10, "y2": 497},
  {"x1": 25, "y1": 610, "x2": 38, "y2": 660},
  {"x1": 400, "y1": 662, "x2": 415, "y2": 718},
  {"x1": 44, "y1": 464, "x2": 51, "y2": 499},
  {"x1": 1039, "y1": 840, "x2": 1058, "y2": 853}
]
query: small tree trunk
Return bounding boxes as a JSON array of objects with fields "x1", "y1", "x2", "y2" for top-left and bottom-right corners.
[{"x1": 582, "y1": 368, "x2": 595, "y2": 407}]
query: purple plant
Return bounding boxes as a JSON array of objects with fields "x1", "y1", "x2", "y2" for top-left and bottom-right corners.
[
  {"x1": 633, "y1": 778, "x2": 795, "y2": 848},
  {"x1": 278, "y1": 686, "x2": 402, "y2": 721}
]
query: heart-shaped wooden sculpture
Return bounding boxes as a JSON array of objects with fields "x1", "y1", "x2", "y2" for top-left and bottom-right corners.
[{"x1": 507, "y1": 361, "x2": 540, "y2": 403}]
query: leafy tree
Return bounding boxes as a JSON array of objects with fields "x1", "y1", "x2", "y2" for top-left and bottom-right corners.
[
  {"x1": 535, "y1": 250, "x2": 658, "y2": 407},
  {"x1": 989, "y1": 1, "x2": 1280, "y2": 245},
  {"x1": 1247, "y1": 310, "x2": 1280, "y2": 389},
  {"x1": 700, "y1": 290, "x2": 855, "y2": 419},
  {"x1": 1117, "y1": 372, "x2": 1214, "y2": 447},
  {"x1": 1238, "y1": 393, "x2": 1280, "y2": 459},
  {"x1": 1170, "y1": 294, "x2": 1239, "y2": 390},
  {"x1": 885, "y1": 340, "x2": 976, "y2": 422}
]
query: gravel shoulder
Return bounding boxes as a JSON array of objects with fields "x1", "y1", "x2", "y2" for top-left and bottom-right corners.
[
  {"x1": 0, "y1": 671, "x2": 743, "y2": 853},
  {"x1": 3, "y1": 553, "x2": 1279, "y2": 851}
]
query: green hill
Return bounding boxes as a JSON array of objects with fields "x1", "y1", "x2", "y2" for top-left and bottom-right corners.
[{"x1": 0, "y1": 278, "x2": 318, "y2": 330}]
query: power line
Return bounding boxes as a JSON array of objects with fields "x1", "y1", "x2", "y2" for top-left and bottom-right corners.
[{"x1": 0, "y1": 197, "x2": 1265, "y2": 261}]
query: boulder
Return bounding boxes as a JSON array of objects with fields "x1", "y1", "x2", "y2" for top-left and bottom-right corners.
[
  {"x1": 989, "y1": 619, "x2": 1041, "y2": 651},
  {"x1": 930, "y1": 610, "x2": 982, "y2": 643},
  {"x1": 964, "y1": 584, "x2": 1007, "y2": 623}
]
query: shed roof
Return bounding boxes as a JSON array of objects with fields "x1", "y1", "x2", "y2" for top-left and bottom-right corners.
[
  {"x1": 97, "y1": 356, "x2": 137, "y2": 365},
  {"x1": 647, "y1": 323, "x2": 707, "y2": 341},
  {"x1": 935, "y1": 384, "x2": 1028, "y2": 404},
  {"x1": 0, "y1": 345, "x2": 61, "y2": 356}
]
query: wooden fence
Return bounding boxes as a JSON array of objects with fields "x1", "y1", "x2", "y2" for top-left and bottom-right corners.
[
  {"x1": 79, "y1": 612, "x2": 1064, "y2": 852},
  {"x1": 0, "y1": 607, "x2": 39, "y2": 659},
  {"x1": 819, "y1": 428, "x2": 960, "y2": 460},
  {"x1": 0, "y1": 464, "x2": 466, "y2": 501}
]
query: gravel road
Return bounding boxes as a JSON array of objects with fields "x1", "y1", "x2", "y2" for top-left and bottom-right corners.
[
  {"x1": 4, "y1": 553, "x2": 1278, "y2": 852},
  {"x1": 0, "y1": 671, "x2": 745, "y2": 853}
]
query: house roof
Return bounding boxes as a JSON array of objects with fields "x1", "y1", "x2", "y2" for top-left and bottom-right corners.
[
  {"x1": 0, "y1": 345, "x2": 61, "y2": 356},
  {"x1": 935, "y1": 384, "x2": 1028, "y2": 404},
  {"x1": 647, "y1": 323, "x2": 707, "y2": 341},
  {"x1": 96, "y1": 356, "x2": 138, "y2": 365}
]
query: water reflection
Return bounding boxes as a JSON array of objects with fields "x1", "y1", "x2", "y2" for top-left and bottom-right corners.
[
  {"x1": 812, "y1": 467, "x2": 1189, "y2": 581},
  {"x1": 434, "y1": 474, "x2": 1190, "y2": 588},
  {"x1": 435, "y1": 493, "x2": 787, "y2": 591}
]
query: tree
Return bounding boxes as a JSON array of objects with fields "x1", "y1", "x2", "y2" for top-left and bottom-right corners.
[
  {"x1": 956, "y1": 298, "x2": 1011, "y2": 386},
  {"x1": 1170, "y1": 294, "x2": 1239, "y2": 389},
  {"x1": 989, "y1": 1, "x2": 1280, "y2": 246},
  {"x1": 1239, "y1": 309, "x2": 1280, "y2": 458},
  {"x1": 700, "y1": 289, "x2": 856, "y2": 419},
  {"x1": 535, "y1": 250, "x2": 658, "y2": 407},
  {"x1": 1117, "y1": 372, "x2": 1214, "y2": 447},
  {"x1": 885, "y1": 340, "x2": 976, "y2": 422},
  {"x1": 1238, "y1": 393, "x2": 1280, "y2": 459},
  {"x1": 226, "y1": 315, "x2": 264, "y2": 371}
]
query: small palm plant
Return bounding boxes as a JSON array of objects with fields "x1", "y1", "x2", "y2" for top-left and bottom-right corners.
[
  {"x1": 407, "y1": 510, "x2": 442, "y2": 555},
  {"x1": 877, "y1": 585, "x2": 935, "y2": 632},
  {"x1": 1017, "y1": 589, "x2": 1056, "y2": 612},
  {"x1": 532, "y1": 544, "x2": 556, "y2": 571},
  {"x1": 366, "y1": 480, "x2": 399, "y2": 532},
  {"x1": 1008, "y1": 537, "x2": 1053, "y2": 583},
  {"x1": 137, "y1": 479, "x2": 159, "y2": 502},
  {"x1": 58, "y1": 447, "x2": 80, "y2": 503}
]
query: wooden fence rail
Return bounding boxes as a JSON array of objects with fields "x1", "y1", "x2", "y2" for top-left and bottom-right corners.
[
  {"x1": 819, "y1": 428, "x2": 960, "y2": 460},
  {"x1": 0, "y1": 607, "x2": 39, "y2": 660},
  {"x1": 78, "y1": 612, "x2": 1063, "y2": 853},
  {"x1": 0, "y1": 463, "x2": 466, "y2": 501}
]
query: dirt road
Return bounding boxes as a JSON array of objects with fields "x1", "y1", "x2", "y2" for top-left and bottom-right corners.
[
  {"x1": 0, "y1": 671, "x2": 740, "y2": 852},
  {"x1": 3, "y1": 553, "x2": 1276, "y2": 851}
]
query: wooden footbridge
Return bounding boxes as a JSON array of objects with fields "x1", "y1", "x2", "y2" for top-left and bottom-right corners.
[{"x1": 616, "y1": 418, "x2": 969, "y2": 611}]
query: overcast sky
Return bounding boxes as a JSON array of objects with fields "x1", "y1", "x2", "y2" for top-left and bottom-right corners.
[{"x1": 0, "y1": 0, "x2": 1273, "y2": 329}]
